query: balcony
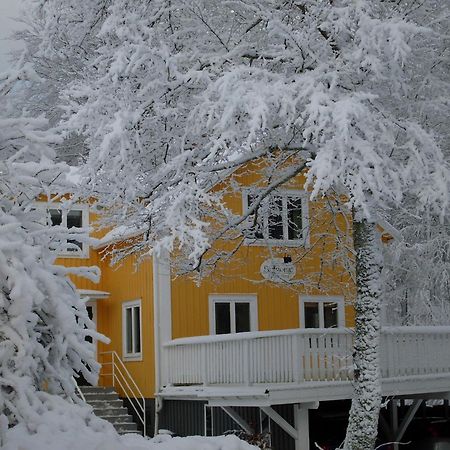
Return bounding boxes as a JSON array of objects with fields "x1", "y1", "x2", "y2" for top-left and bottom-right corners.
[{"x1": 160, "y1": 327, "x2": 450, "y2": 405}]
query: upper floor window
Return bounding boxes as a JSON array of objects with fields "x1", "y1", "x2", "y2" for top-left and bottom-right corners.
[
  {"x1": 243, "y1": 190, "x2": 308, "y2": 245},
  {"x1": 209, "y1": 295, "x2": 258, "y2": 335},
  {"x1": 41, "y1": 204, "x2": 89, "y2": 257}
]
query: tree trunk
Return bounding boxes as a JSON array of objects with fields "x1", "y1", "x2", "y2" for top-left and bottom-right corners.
[{"x1": 343, "y1": 219, "x2": 383, "y2": 450}]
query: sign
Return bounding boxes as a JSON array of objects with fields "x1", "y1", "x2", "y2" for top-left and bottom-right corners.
[{"x1": 260, "y1": 258, "x2": 296, "y2": 282}]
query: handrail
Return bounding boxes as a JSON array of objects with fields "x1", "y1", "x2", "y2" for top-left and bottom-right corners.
[
  {"x1": 164, "y1": 325, "x2": 450, "y2": 346},
  {"x1": 100, "y1": 351, "x2": 146, "y2": 436},
  {"x1": 164, "y1": 327, "x2": 353, "y2": 346},
  {"x1": 71, "y1": 376, "x2": 86, "y2": 403}
]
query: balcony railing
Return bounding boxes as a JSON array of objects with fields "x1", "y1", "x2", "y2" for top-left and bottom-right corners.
[{"x1": 161, "y1": 326, "x2": 450, "y2": 387}]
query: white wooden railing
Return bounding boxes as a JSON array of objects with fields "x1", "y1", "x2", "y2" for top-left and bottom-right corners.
[
  {"x1": 100, "y1": 351, "x2": 146, "y2": 436},
  {"x1": 161, "y1": 326, "x2": 450, "y2": 387}
]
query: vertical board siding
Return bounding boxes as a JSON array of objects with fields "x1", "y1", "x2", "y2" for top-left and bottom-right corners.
[{"x1": 171, "y1": 166, "x2": 356, "y2": 341}]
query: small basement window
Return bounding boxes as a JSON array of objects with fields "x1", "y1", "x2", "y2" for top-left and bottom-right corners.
[
  {"x1": 122, "y1": 300, "x2": 142, "y2": 360},
  {"x1": 209, "y1": 295, "x2": 258, "y2": 334}
]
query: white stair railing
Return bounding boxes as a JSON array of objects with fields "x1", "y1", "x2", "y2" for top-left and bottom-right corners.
[
  {"x1": 71, "y1": 376, "x2": 86, "y2": 402},
  {"x1": 100, "y1": 351, "x2": 146, "y2": 436}
]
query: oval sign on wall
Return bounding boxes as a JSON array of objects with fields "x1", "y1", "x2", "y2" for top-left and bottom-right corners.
[{"x1": 260, "y1": 258, "x2": 296, "y2": 282}]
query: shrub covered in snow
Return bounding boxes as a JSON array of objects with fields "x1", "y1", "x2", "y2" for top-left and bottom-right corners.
[
  {"x1": 1, "y1": 394, "x2": 256, "y2": 450},
  {"x1": 0, "y1": 69, "x2": 104, "y2": 427}
]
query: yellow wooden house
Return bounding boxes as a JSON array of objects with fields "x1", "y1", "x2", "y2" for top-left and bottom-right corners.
[{"x1": 44, "y1": 162, "x2": 450, "y2": 450}]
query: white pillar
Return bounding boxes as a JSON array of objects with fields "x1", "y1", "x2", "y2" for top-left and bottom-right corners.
[{"x1": 294, "y1": 404, "x2": 310, "y2": 450}]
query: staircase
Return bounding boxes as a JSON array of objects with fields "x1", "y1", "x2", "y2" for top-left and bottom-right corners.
[{"x1": 79, "y1": 386, "x2": 141, "y2": 435}]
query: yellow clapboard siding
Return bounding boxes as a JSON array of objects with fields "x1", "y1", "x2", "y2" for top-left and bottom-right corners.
[
  {"x1": 96, "y1": 255, "x2": 155, "y2": 398},
  {"x1": 55, "y1": 160, "x2": 356, "y2": 401},
  {"x1": 172, "y1": 165, "x2": 356, "y2": 339}
]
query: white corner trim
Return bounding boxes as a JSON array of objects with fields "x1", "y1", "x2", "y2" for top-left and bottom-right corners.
[{"x1": 153, "y1": 249, "x2": 172, "y2": 393}]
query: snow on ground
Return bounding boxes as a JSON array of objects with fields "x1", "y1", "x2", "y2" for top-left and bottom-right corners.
[{"x1": 1, "y1": 397, "x2": 256, "y2": 450}]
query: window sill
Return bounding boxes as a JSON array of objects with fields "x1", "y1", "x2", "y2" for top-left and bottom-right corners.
[
  {"x1": 243, "y1": 238, "x2": 308, "y2": 248},
  {"x1": 122, "y1": 354, "x2": 143, "y2": 362},
  {"x1": 53, "y1": 248, "x2": 90, "y2": 259}
]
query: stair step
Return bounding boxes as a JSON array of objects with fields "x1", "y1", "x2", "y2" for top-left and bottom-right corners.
[
  {"x1": 83, "y1": 392, "x2": 120, "y2": 401},
  {"x1": 89, "y1": 399, "x2": 124, "y2": 409},
  {"x1": 94, "y1": 407, "x2": 129, "y2": 416},
  {"x1": 79, "y1": 386, "x2": 115, "y2": 394},
  {"x1": 78, "y1": 386, "x2": 142, "y2": 435},
  {"x1": 115, "y1": 423, "x2": 139, "y2": 434},
  {"x1": 102, "y1": 415, "x2": 134, "y2": 424}
]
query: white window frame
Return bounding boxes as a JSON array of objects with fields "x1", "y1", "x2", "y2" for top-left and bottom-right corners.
[
  {"x1": 242, "y1": 189, "x2": 310, "y2": 247},
  {"x1": 299, "y1": 295, "x2": 345, "y2": 328},
  {"x1": 36, "y1": 202, "x2": 89, "y2": 258},
  {"x1": 122, "y1": 299, "x2": 143, "y2": 361},
  {"x1": 209, "y1": 294, "x2": 258, "y2": 335}
]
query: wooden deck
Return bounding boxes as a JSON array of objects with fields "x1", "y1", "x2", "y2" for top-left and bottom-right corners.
[{"x1": 160, "y1": 326, "x2": 450, "y2": 405}]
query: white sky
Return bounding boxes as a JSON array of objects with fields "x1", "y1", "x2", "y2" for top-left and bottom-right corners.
[{"x1": 0, "y1": 0, "x2": 25, "y2": 71}]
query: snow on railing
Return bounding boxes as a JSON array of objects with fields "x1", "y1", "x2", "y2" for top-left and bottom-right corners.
[{"x1": 161, "y1": 326, "x2": 450, "y2": 387}]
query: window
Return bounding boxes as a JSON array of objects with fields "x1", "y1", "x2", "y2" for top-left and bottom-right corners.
[
  {"x1": 209, "y1": 295, "x2": 258, "y2": 334},
  {"x1": 300, "y1": 296, "x2": 345, "y2": 328},
  {"x1": 244, "y1": 191, "x2": 308, "y2": 245},
  {"x1": 44, "y1": 205, "x2": 88, "y2": 257},
  {"x1": 122, "y1": 300, "x2": 142, "y2": 360}
]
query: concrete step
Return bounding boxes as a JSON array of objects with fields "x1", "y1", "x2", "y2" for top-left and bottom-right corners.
[
  {"x1": 83, "y1": 392, "x2": 120, "y2": 402},
  {"x1": 115, "y1": 423, "x2": 139, "y2": 434},
  {"x1": 79, "y1": 386, "x2": 142, "y2": 435},
  {"x1": 79, "y1": 386, "x2": 115, "y2": 394},
  {"x1": 102, "y1": 415, "x2": 134, "y2": 425},
  {"x1": 88, "y1": 399, "x2": 124, "y2": 409},
  {"x1": 94, "y1": 407, "x2": 129, "y2": 416}
]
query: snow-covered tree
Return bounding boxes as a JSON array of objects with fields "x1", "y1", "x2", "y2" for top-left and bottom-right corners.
[
  {"x1": 24, "y1": 1, "x2": 450, "y2": 449},
  {"x1": 0, "y1": 68, "x2": 103, "y2": 430},
  {"x1": 382, "y1": 207, "x2": 450, "y2": 326}
]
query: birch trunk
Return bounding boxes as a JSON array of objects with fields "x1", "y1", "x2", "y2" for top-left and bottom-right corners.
[{"x1": 343, "y1": 219, "x2": 383, "y2": 450}]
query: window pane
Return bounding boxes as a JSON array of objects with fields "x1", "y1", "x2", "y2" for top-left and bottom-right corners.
[
  {"x1": 235, "y1": 302, "x2": 251, "y2": 333},
  {"x1": 247, "y1": 194, "x2": 264, "y2": 239},
  {"x1": 67, "y1": 210, "x2": 83, "y2": 251},
  {"x1": 287, "y1": 197, "x2": 303, "y2": 240},
  {"x1": 304, "y1": 302, "x2": 320, "y2": 328},
  {"x1": 215, "y1": 302, "x2": 231, "y2": 334},
  {"x1": 324, "y1": 302, "x2": 338, "y2": 328},
  {"x1": 85, "y1": 306, "x2": 93, "y2": 344},
  {"x1": 126, "y1": 308, "x2": 133, "y2": 353},
  {"x1": 67, "y1": 210, "x2": 83, "y2": 228},
  {"x1": 133, "y1": 306, "x2": 141, "y2": 353},
  {"x1": 49, "y1": 209, "x2": 62, "y2": 226},
  {"x1": 268, "y1": 196, "x2": 284, "y2": 240}
]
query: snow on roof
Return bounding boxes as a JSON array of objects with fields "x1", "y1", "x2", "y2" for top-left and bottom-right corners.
[{"x1": 77, "y1": 289, "x2": 110, "y2": 299}]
